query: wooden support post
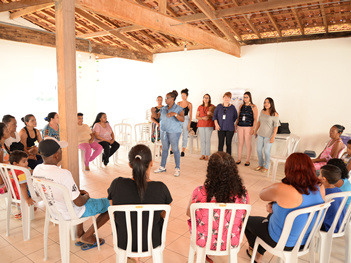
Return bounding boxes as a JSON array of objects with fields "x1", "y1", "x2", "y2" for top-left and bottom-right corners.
[{"x1": 55, "y1": 0, "x2": 79, "y2": 184}]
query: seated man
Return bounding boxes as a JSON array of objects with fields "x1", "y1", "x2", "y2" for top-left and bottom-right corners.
[{"x1": 33, "y1": 137, "x2": 109, "y2": 250}]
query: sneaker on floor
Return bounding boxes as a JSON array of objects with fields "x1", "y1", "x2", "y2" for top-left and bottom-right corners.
[
  {"x1": 170, "y1": 150, "x2": 174, "y2": 155},
  {"x1": 181, "y1": 152, "x2": 185, "y2": 157},
  {"x1": 174, "y1": 168, "x2": 180, "y2": 177},
  {"x1": 154, "y1": 166, "x2": 166, "y2": 173}
]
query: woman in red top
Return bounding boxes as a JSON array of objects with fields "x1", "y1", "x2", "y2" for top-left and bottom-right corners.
[{"x1": 196, "y1": 94, "x2": 215, "y2": 160}]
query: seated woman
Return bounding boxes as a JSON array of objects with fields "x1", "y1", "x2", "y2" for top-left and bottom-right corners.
[
  {"x1": 92, "y1": 112, "x2": 119, "y2": 166},
  {"x1": 186, "y1": 151, "x2": 249, "y2": 262},
  {"x1": 107, "y1": 144, "x2": 172, "y2": 262},
  {"x1": 77, "y1": 113, "x2": 103, "y2": 171},
  {"x1": 312, "y1": 124, "x2": 345, "y2": 171},
  {"x1": 245, "y1": 153, "x2": 325, "y2": 263},
  {"x1": 18, "y1": 114, "x2": 43, "y2": 170},
  {"x1": 42, "y1": 112, "x2": 60, "y2": 140},
  {"x1": 2, "y1": 115, "x2": 24, "y2": 152},
  {"x1": 0, "y1": 122, "x2": 11, "y2": 187}
]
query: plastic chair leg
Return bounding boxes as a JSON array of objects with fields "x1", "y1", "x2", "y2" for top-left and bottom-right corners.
[
  {"x1": 267, "y1": 160, "x2": 273, "y2": 177},
  {"x1": 195, "y1": 247, "x2": 206, "y2": 263},
  {"x1": 59, "y1": 223, "x2": 71, "y2": 263},
  {"x1": 271, "y1": 161, "x2": 279, "y2": 182},
  {"x1": 318, "y1": 233, "x2": 332, "y2": 263},
  {"x1": 309, "y1": 238, "x2": 316, "y2": 263},
  {"x1": 117, "y1": 248, "x2": 127, "y2": 263},
  {"x1": 92, "y1": 217, "x2": 100, "y2": 251},
  {"x1": 188, "y1": 245, "x2": 195, "y2": 263},
  {"x1": 71, "y1": 225, "x2": 77, "y2": 241},
  {"x1": 5, "y1": 195, "x2": 10, "y2": 236},
  {"x1": 152, "y1": 246, "x2": 163, "y2": 263},
  {"x1": 22, "y1": 203, "x2": 31, "y2": 241},
  {"x1": 44, "y1": 210, "x2": 50, "y2": 261},
  {"x1": 345, "y1": 223, "x2": 351, "y2": 263},
  {"x1": 251, "y1": 241, "x2": 259, "y2": 263}
]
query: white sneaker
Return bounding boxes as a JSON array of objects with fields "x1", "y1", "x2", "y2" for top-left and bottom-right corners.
[
  {"x1": 154, "y1": 166, "x2": 166, "y2": 173},
  {"x1": 174, "y1": 168, "x2": 180, "y2": 177}
]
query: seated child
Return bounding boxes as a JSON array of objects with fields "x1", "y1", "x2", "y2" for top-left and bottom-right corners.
[
  {"x1": 341, "y1": 139, "x2": 351, "y2": 174},
  {"x1": 327, "y1": 158, "x2": 351, "y2": 209},
  {"x1": 320, "y1": 164, "x2": 347, "y2": 232}
]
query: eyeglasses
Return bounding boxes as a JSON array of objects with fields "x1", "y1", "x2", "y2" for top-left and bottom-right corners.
[
  {"x1": 244, "y1": 96, "x2": 249, "y2": 99},
  {"x1": 165, "y1": 97, "x2": 172, "y2": 100}
]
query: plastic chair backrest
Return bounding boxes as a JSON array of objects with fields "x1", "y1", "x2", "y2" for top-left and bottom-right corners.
[
  {"x1": 190, "y1": 203, "x2": 251, "y2": 253},
  {"x1": 114, "y1": 123, "x2": 133, "y2": 143},
  {"x1": 338, "y1": 145, "x2": 347, "y2": 158},
  {"x1": 33, "y1": 177, "x2": 80, "y2": 222},
  {"x1": 274, "y1": 201, "x2": 332, "y2": 254},
  {"x1": 108, "y1": 204, "x2": 171, "y2": 257},
  {"x1": 287, "y1": 135, "x2": 301, "y2": 156},
  {"x1": 0, "y1": 163, "x2": 38, "y2": 204},
  {"x1": 134, "y1": 123, "x2": 152, "y2": 144},
  {"x1": 325, "y1": 192, "x2": 351, "y2": 238},
  {"x1": 146, "y1": 109, "x2": 151, "y2": 122},
  {"x1": 122, "y1": 118, "x2": 135, "y2": 127}
]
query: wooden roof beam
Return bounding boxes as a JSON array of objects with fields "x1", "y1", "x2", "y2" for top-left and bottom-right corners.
[
  {"x1": 242, "y1": 15, "x2": 261, "y2": 38},
  {"x1": 155, "y1": 44, "x2": 210, "y2": 53},
  {"x1": 291, "y1": 8, "x2": 304, "y2": 35},
  {"x1": 77, "y1": 0, "x2": 241, "y2": 57},
  {"x1": 10, "y1": 3, "x2": 54, "y2": 19},
  {"x1": 0, "y1": 23, "x2": 152, "y2": 62},
  {"x1": 192, "y1": 0, "x2": 239, "y2": 43},
  {"x1": 255, "y1": 0, "x2": 281, "y2": 37},
  {"x1": 0, "y1": 0, "x2": 53, "y2": 12},
  {"x1": 177, "y1": 0, "x2": 319, "y2": 23},
  {"x1": 319, "y1": 2, "x2": 328, "y2": 33},
  {"x1": 75, "y1": 8, "x2": 151, "y2": 53},
  {"x1": 220, "y1": 18, "x2": 242, "y2": 41},
  {"x1": 139, "y1": 30, "x2": 166, "y2": 48},
  {"x1": 158, "y1": 0, "x2": 167, "y2": 14}
]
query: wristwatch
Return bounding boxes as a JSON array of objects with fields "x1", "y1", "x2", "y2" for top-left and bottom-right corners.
[{"x1": 175, "y1": 113, "x2": 178, "y2": 117}]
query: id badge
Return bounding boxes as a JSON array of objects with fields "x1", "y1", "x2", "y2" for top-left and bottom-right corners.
[
  {"x1": 242, "y1": 115, "x2": 246, "y2": 121},
  {"x1": 223, "y1": 115, "x2": 226, "y2": 120}
]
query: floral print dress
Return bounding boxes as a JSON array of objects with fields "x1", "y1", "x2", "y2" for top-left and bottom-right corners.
[{"x1": 188, "y1": 185, "x2": 249, "y2": 250}]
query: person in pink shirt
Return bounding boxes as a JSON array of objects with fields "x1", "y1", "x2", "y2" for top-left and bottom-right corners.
[{"x1": 92, "y1": 113, "x2": 119, "y2": 166}]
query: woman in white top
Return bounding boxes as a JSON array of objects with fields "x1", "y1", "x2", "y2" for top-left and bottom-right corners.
[
  {"x1": 2, "y1": 115, "x2": 24, "y2": 152},
  {"x1": 77, "y1": 113, "x2": 103, "y2": 171},
  {"x1": 92, "y1": 112, "x2": 120, "y2": 166},
  {"x1": 254, "y1": 98, "x2": 280, "y2": 173}
]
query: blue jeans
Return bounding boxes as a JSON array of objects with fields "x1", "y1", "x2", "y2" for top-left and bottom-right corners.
[
  {"x1": 181, "y1": 115, "x2": 190, "y2": 149},
  {"x1": 199, "y1": 127, "x2": 213, "y2": 156},
  {"x1": 161, "y1": 131, "x2": 181, "y2": 169},
  {"x1": 256, "y1": 135, "x2": 272, "y2": 169}
]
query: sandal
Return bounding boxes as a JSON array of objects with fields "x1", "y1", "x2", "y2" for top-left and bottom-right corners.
[
  {"x1": 14, "y1": 213, "x2": 22, "y2": 220},
  {"x1": 206, "y1": 255, "x2": 213, "y2": 263},
  {"x1": 246, "y1": 248, "x2": 258, "y2": 263},
  {"x1": 81, "y1": 238, "x2": 105, "y2": 251}
]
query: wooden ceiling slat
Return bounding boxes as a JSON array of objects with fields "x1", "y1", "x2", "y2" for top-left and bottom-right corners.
[
  {"x1": 0, "y1": 0, "x2": 53, "y2": 12},
  {"x1": 319, "y1": 2, "x2": 328, "y2": 33},
  {"x1": 291, "y1": 7, "x2": 304, "y2": 35},
  {"x1": 10, "y1": 3, "x2": 54, "y2": 20},
  {"x1": 139, "y1": 30, "x2": 167, "y2": 48}
]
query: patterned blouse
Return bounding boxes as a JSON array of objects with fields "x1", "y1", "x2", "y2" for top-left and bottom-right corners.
[
  {"x1": 42, "y1": 124, "x2": 60, "y2": 141},
  {"x1": 188, "y1": 185, "x2": 249, "y2": 250}
]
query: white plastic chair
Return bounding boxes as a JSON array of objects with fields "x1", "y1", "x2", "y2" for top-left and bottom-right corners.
[
  {"x1": 188, "y1": 203, "x2": 252, "y2": 263},
  {"x1": 0, "y1": 163, "x2": 42, "y2": 241},
  {"x1": 267, "y1": 135, "x2": 300, "y2": 182},
  {"x1": 188, "y1": 127, "x2": 199, "y2": 154},
  {"x1": 113, "y1": 123, "x2": 133, "y2": 164},
  {"x1": 79, "y1": 148, "x2": 103, "y2": 171},
  {"x1": 121, "y1": 118, "x2": 135, "y2": 128},
  {"x1": 153, "y1": 123, "x2": 162, "y2": 160},
  {"x1": 312, "y1": 191, "x2": 351, "y2": 263},
  {"x1": 146, "y1": 109, "x2": 152, "y2": 122},
  {"x1": 250, "y1": 201, "x2": 332, "y2": 263},
  {"x1": 108, "y1": 204, "x2": 171, "y2": 263},
  {"x1": 0, "y1": 183, "x2": 11, "y2": 236},
  {"x1": 135, "y1": 123, "x2": 153, "y2": 149},
  {"x1": 33, "y1": 177, "x2": 100, "y2": 262}
]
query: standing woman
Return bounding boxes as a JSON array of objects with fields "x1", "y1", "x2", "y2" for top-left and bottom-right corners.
[
  {"x1": 151, "y1": 96, "x2": 163, "y2": 143},
  {"x1": 77, "y1": 113, "x2": 103, "y2": 171},
  {"x1": 42, "y1": 112, "x2": 60, "y2": 140},
  {"x1": 92, "y1": 112, "x2": 120, "y2": 166},
  {"x1": 151, "y1": 90, "x2": 184, "y2": 177},
  {"x1": 255, "y1": 97, "x2": 280, "y2": 173},
  {"x1": 19, "y1": 114, "x2": 43, "y2": 169},
  {"x1": 212, "y1": 92, "x2": 238, "y2": 155},
  {"x1": 177, "y1": 88, "x2": 193, "y2": 157},
  {"x1": 2, "y1": 115, "x2": 24, "y2": 151},
  {"x1": 196, "y1": 94, "x2": 215, "y2": 161},
  {"x1": 235, "y1": 92, "x2": 258, "y2": 166}
]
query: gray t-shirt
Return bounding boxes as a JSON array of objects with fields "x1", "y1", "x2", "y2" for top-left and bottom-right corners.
[{"x1": 257, "y1": 110, "x2": 280, "y2": 138}]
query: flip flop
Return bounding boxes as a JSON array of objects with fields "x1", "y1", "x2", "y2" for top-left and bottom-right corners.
[
  {"x1": 75, "y1": 241, "x2": 85, "y2": 246},
  {"x1": 246, "y1": 248, "x2": 258, "y2": 263},
  {"x1": 81, "y1": 239, "x2": 105, "y2": 251}
]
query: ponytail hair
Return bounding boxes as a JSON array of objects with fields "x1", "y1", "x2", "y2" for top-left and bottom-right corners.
[
  {"x1": 167, "y1": 90, "x2": 178, "y2": 101},
  {"x1": 128, "y1": 144, "x2": 152, "y2": 201},
  {"x1": 45, "y1": 112, "x2": 57, "y2": 122},
  {"x1": 21, "y1": 114, "x2": 35, "y2": 125}
]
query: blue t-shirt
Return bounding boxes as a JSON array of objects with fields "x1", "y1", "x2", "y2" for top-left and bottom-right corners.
[
  {"x1": 212, "y1": 104, "x2": 238, "y2": 132},
  {"x1": 268, "y1": 186, "x2": 324, "y2": 247},
  {"x1": 42, "y1": 124, "x2": 60, "y2": 141},
  {"x1": 339, "y1": 178, "x2": 351, "y2": 209},
  {"x1": 159, "y1": 104, "x2": 183, "y2": 133},
  {"x1": 323, "y1": 188, "x2": 346, "y2": 232}
]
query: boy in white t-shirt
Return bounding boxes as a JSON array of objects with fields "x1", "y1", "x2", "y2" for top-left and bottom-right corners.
[{"x1": 33, "y1": 137, "x2": 110, "y2": 250}]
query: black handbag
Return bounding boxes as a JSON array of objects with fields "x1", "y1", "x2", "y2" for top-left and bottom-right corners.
[
  {"x1": 277, "y1": 121, "x2": 290, "y2": 134},
  {"x1": 190, "y1": 121, "x2": 198, "y2": 134}
]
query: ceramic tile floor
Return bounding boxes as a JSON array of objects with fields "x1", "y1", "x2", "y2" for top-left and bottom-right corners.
[{"x1": 0, "y1": 148, "x2": 347, "y2": 263}]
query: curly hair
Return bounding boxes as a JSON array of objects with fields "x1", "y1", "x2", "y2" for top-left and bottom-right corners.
[
  {"x1": 204, "y1": 152, "x2": 247, "y2": 203},
  {"x1": 327, "y1": 158, "x2": 349, "y2": 179}
]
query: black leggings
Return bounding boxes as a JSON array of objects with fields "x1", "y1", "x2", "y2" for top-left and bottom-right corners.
[
  {"x1": 245, "y1": 215, "x2": 294, "y2": 255},
  {"x1": 99, "y1": 141, "x2": 120, "y2": 164},
  {"x1": 217, "y1": 130, "x2": 234, "y2": 155}
]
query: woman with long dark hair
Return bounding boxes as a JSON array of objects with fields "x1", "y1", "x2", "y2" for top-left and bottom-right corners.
[
  {"x1": 92, "y1": 112, "x2": 119, "y2": 166},
  {"x1": 151, "y1": 90, "x2": 184, "y2": 177},
  {"x1": 2, "y1": 115, "x2": 24, "y2": 152},
  {"x1": 177, "y1": 88, "x2": 193, "y2": 157},
  {"x1": 107, "y1": 145, "x2": 172, "y2": 262},
  {"x1": 186, "y1": 151, "x2": 249, "y2": 262},
  {"x1": 245, "y1": 153, "x2": 325, "y2": 263},
  {"x1": 196, "y1": 94, "x2": 215, "y2": 160},
  {"x1": 254, "y1": 97, "x2": 280, "y2": 173},
  {"x1": 235, "y1": 92, "x2": 258, "y2": 166},
  {"x1": 42, "y1": 112, "x2": 60, "y2": 140}
]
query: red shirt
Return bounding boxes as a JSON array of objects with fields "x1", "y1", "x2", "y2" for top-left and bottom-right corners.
[{"x1": 197, "y1": 105, "x2": 215, "y2": 128}]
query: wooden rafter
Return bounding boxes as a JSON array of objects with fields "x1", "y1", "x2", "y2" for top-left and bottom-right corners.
[
  {"x1": 155, "y1": 44, "x2": 210, "y2": 53},
  {"x1": 10, "y1": 3, "x2": 54, "y2": 20},
  {"x1": 159, "y1": 33, "x2": 180, "y2": 46},
  {"x1": 139, "y1": 30, "x2": 166, "y2": 48},
  {"x1": 256, "y1": 0, "x2": 281, "y2": 37},
  {"x1": 319, "y1": 2, "x2": 328, "y2": 33},
  {"x1": 291, "y1": 8, "x2": 304, "y2": 35},
  {"x1": 0, "y1": 0, "x2": 53, "y2": 12},
  {"x1": 0, "y1": 23, "x2": 153, "y2": 62},
  {"x1": 220, "y1": 18, "x2": 242, "y2": 41},
  {"x1": 75, "y1": 9, "x2": 151, "y2": 53},
  {"x1": 192, "y1": 0, "x2": 239, "y2": 43},
  {"x1": 158, "y1": 0, "x2": 167, "y2": 14},
  {"x1": 242, "y1": 15, "x2": 261, "y2": 38}
]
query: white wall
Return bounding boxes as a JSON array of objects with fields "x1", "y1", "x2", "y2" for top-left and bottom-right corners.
[{"x1": 97, "y1": 37, "x2": 351, "y2": 156}]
